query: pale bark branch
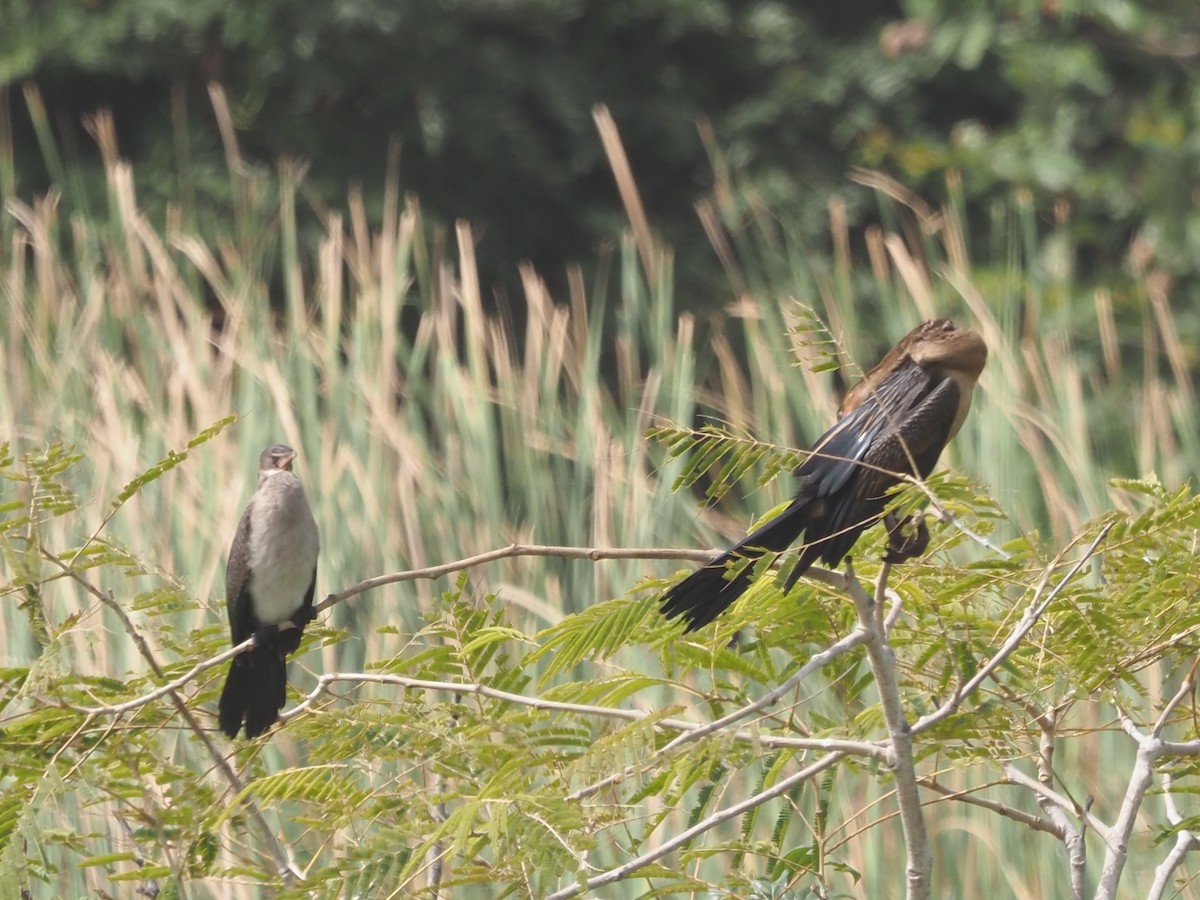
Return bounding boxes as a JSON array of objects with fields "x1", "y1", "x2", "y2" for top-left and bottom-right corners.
[
  {"x1": 320, "y1": 543, "x2": 723, "y2": 610},
  {"x1": 1098, "y1": 673, "x2": 1200, "y2": 899},
  {"x1": 912, "y1": 521, "x2": 1114, "y2": 737},
  {"x1": 1147, "y1": 773, "x2": 1200, "y2": 900},
  {"x1": 1001, "y1": 764, "x2": 1110, "y2": 840},
  {"x1": 287, "y1": 671, "x2": 887, "y2": 761},
  {"x1": 917, "y1": 778, "x2": 1060, "y2": 835},
  {"x1": 845, "y1": 558, "x2": 930, "y2": 900},
  {"x1": 546, "y1": 752, "x2": 845, "y2": 900}
]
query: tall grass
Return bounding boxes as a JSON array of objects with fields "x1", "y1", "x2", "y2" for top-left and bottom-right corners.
[{"x1": 2, "y1": 94, "x2": 1198, "y2": 897}]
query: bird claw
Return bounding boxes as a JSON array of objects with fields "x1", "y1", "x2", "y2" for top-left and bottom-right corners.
[
  {"x1": 250, "y1": 607, "x2": 317, "y2": 647},
  {"x1": 291, "y1": 605, "x2": 318, "y2": 628},
  {"x1": 883, "y1": 511, "x2": 930, "y2": 563}
]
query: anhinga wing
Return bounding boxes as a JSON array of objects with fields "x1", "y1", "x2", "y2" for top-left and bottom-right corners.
[
  {"x1": 792, "y1": 358, "x2": 963, "y2": 568},
  {"x1": 801, "y1": 358, "x2": 955, "y2": 486}
]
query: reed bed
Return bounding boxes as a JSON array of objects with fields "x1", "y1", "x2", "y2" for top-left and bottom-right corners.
[{"x1": 1, "y1": 101, "x2": 1198, "y2": 897}]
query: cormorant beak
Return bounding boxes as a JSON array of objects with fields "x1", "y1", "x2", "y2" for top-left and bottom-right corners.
[{"x1": 278, "y1": 449, "x2": 297, "y2": 471}]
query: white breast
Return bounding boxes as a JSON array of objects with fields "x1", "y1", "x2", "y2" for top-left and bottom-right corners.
[{"x1": 246, "y1": 471, "x2": 320, "y2": 624}]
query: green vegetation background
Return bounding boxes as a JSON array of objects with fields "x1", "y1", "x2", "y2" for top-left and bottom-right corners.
[{"x1": 3, "y1": 1, "x2": 1200, "y2": 897}]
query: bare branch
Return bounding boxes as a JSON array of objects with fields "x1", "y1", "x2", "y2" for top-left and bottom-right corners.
[
  {"x1": 1156, "y1": 738, "x2": 1200, "y2": 758},
  {"x1": 1094, "y1": 736, "x2": 1156, "y2": 899},
  {"x1": 320, "y1": 543, "x2": 721, "y2": 610},
  {"x1": 286, "y1": 671, "x2": 886, "y2": 761},
  {"x1": 912, "y1": 521, "x2": 1114, "y2": 736},
  {"x1": 1151, "y1": 668, "x2": 1198, "y2": 739},
  {"x1": 546, "y1": 752, "x2": 845, "y2": 900},
  {"x1": 1148, "y1": 773, "x2": 1200, "y2": 900},
  {"x1": 844, "y1": 558, "x2": 930, "y2": 899},
  {"x1": 1101, "y1": 670, "x2": 1200, "y2": 899},
  {"x1": 1030, "y1": 707, "x2": 1086, "y2": 898},
  {"x1": 917, "y1": 778, "x2": 1061, "y2": 835},
  {"x1": 67, "y1": 639, "x2": 255, "y2": 717},
  {"x1": 1002, "y1": 764, "x2": 1111, "y2": 840}
]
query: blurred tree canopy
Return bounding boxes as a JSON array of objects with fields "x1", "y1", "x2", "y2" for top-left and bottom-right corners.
[{"x1": 4, "y1": 0, "x2": 1200, "y2": 302}]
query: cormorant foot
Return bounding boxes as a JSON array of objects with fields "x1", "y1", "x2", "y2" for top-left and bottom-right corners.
[{"x1": 291, "y1": 605, "x2": 318, "y2": 628}]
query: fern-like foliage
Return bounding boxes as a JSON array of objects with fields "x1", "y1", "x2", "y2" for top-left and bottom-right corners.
[
  {"x1": 648, "y1": 422, "x2": 804, "y2": 503},
  {"x1": 6, "y1": 429, "x2": 1200, "y2": 900},
  {"x1": 784, "y1": 302, "x2": 849, "y2": 377}
]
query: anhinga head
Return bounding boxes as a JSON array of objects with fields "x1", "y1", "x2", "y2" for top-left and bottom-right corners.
[
  {"x1": 905, "y1": 319, "x2": 988, "y2": 378},
  {"x1": 839, "y1": 319, "x2": 987, "y2": 419}
]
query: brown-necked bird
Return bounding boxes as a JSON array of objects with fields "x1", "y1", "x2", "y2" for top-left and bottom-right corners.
[
  {"x1": 218, "y1": 444, "x2": 320, "y2": 739},
  {"x1": 661, "y1": 319, "x2": 987, "y2": 632}
]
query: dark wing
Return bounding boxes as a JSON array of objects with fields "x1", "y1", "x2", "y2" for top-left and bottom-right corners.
[
  {"x1": 793, "y1": 359, "x2": 961, "y2": 568},
  {"x1": 859, "y1": 374, "x2": 961, "y2": 484},
  {"x1": 800, "y1": 358, "x2": 942, "y2": 488},
  {"x1": 225, "y1": 502, "x2": 256, "y2": 645}
]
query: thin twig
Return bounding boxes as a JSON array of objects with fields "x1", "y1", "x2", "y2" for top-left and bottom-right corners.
[
  {"x1": 67, "y1": 638, "x2": 255, "y2": 717},
  {"x1": 917, "y1": 778, "x2": 1061, "y2": 835},
  {"x1": 287, "y1": 671, "x2": 884, "y2": 760},
  {"x1": 321, "y1": 544, "x2": 721, "y2": 609},
  {"x1": 546, "y1": 753, "x2": 845, "y2": 900},
  {"x1": 1002, "y1": 764, "x2": 1110, "y2": 840},
  {"x1": 912, "y1": 521, "x2": 1114, "y2": 736}
]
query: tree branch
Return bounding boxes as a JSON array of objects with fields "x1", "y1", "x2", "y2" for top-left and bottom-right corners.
[
  {"x1": 286, "y1": 671, "x2": 887, "y2": 762},
  {"x1": 1098, "y1": 673, "x2": 1200, "y2": 899},
  {"x1": 1147, "y1": 772, "x2": 1200, "y2": 900},
  {"x1": 546, "y1": 752, "x2": 845, "y2": 900},
  {"x1": 1030, "y1": 706, "x2": 1086, "y2": 898},
  {"x1": 1002, "y1": 764, "x2": 1111, "y2": 840},
  {"x1": 320, "y1": 543, "x2": 722, "y2": 610},
  {"x1": 917, "y1": 778, "x2": 1061, "y2": 835},
  {"x1": 911, "y1": 521, "x2": 1114, "y2": 736},
  {"x1": 67, "y1": 638, "x2": 255, "y2": 717},
  {"x1": 843, "y1": 557, "x2": 930, "y2": 900}
]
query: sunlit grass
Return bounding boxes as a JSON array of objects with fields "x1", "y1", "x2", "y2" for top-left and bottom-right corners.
[{"x1": 2, "y1": 93, "x2": 1198, "y2": 897}]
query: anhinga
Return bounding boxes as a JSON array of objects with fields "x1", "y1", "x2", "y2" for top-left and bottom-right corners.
[
  {"x1": 661, "y1": 319, "x2": 987, "y2": 632},
  {"x1": 218, "y1": 444, "x2": 320, "y2": 739}
]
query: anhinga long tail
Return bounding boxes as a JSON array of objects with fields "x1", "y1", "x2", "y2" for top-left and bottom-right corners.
[{"x1": 661, "y1": 502, "x2": 815, "y2": 631}]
